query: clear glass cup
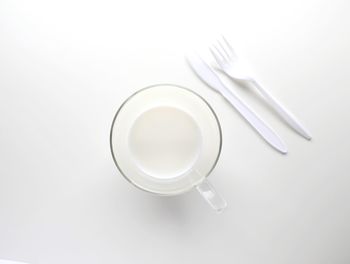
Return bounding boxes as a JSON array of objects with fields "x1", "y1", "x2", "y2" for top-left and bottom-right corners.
[{"x1": 110, "y1": 84, "x2": 227, "y2": 212}]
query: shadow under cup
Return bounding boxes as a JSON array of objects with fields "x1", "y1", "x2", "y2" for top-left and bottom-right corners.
[{"x1": 110, "y1": 84, "x2": 227, "y2": 212}]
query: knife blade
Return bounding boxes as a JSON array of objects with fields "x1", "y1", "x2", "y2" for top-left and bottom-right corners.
[{"x1": 186, "y1": 53, "x2": 288, "y2": 154}]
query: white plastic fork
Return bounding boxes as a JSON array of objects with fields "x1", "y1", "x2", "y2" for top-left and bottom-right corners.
[{"x1": 210, "y1": 36, "x2": 312, "y2": 140}]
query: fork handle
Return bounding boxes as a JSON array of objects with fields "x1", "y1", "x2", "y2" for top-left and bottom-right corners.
[
  {"x1": 251, "y1": 80, "x2": 312, "y2": 140},
  {"x1": 219, "y1": 87, "x2": 288, "y2": 154}
]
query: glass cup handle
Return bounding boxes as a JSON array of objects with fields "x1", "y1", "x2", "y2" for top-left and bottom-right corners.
[{"x1": 196, "y1": 178, "x2": 227, "y2": 213}]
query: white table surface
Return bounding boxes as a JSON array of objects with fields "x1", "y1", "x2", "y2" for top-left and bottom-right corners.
[{"x1": 1, "y1": 0, "x2": 350, "y2": 263}]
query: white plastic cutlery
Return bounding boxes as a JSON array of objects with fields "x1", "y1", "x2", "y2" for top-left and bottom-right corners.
[
  {"x1": 211, "y1": 36, "x2": 312, "y2": 140},
  {"x1": 186, "y1": 53, "x2": 288, "y2": 154}
]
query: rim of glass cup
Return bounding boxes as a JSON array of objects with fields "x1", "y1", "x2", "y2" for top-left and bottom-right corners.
[{"x1": 109, "y1": 83, "x2": 223, "y2": 195}]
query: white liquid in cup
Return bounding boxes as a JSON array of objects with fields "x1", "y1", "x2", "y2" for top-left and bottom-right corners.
[{"x1": 128, "y1": 106, "x2": 202, "y2": 179}]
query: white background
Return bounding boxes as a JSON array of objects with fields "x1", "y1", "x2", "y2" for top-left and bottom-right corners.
[{"x1": 1, "y1": 0, "x2": 350, "y2": 263}]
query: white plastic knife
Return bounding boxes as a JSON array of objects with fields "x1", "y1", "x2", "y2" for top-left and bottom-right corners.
[{"x1": 186, "y1": 53, "x2": 288, "y2": 154}]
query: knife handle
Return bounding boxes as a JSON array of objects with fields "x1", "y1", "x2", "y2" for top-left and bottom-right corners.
[{"x1": 220, "y1": 87, "x2": 288, "y2": 154}]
